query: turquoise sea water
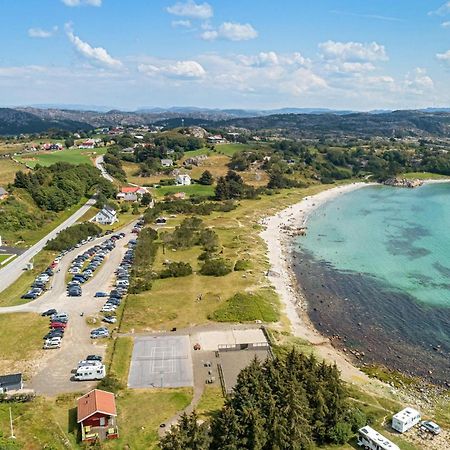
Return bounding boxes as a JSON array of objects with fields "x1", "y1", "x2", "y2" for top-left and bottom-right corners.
[{"x1": 298, "y1": 183, "x2": 450, "y2": 308}]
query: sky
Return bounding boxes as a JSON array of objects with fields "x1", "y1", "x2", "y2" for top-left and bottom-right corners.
[{"x1": 0, "y1": 0, "x2": 450, "y2": 111}]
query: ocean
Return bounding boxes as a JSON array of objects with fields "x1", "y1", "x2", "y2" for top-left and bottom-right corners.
[{"x1": 293, "y1": 183, "x2": 450, "y2": 384}]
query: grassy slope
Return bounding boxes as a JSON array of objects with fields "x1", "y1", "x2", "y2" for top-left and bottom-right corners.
[
  {"x1": 403, "y1": 171, "x2": 450, "y2": 180},
  {"x1": 0, "y1": 313, "x2": 48, "y2": 377},
  {"x1": 15, "y1": 147, "x2": 106, "y2": 168},
  {"x1": 0, "y1": 250, "x2": 56, "y2": 307},
  {"x1": 0, "y1": 158, "x2": 25, "y2": 185}
]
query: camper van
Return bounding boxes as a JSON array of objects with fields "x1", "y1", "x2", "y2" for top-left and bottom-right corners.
[
  {"x1": 392, "y1": 407, "x2": 421, "y2": 433},
  {"x1": 357, "y1": 426, "x2": 400, "y2": 450},
  {"x1": 74, "y1": 364, "x2": 106, "y2": 381}
]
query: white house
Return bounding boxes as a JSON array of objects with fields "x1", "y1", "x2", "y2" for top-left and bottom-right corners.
[
  {"x1": 161, "y1": 159, "x2": 174, "y2": 167},
  {"x1": 78, "y1": 139, "x2": 96, "y2": 149},
  {"x1": 93, "y1": 206, "x2": 118, "y2": 225},
  {"x1": 175, "y1": 174, "x2": 191, "y2": 186}
]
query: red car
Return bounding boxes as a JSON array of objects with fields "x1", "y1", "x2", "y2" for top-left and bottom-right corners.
[{"x1": 50, "y1": 322, "x2": 67, "y2": 329}]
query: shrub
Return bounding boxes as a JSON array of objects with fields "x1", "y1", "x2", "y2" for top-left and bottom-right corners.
[
  {"x1": 160, "y1": 262, "x2": 193, "y2": 278},
  {"x1": 234, "y1": 259, "x2": 250, "y2": 271},
  {"x1": 45, "y1": 222, "x2": 101, "y2": 251},
  {"x1": 200, "y1": 258, "x2": 232, "y2": 276}
]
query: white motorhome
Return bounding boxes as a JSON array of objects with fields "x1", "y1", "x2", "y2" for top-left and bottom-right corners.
[
  {"x1": 357, "y1": 426, "x2": 400, "y2": 450},
  {"x1": 74, "y1": 364, "x2": 106, "y2": 381},
  {"x1": 392, "y1": 407, "x2": 421, "y2": 433}
]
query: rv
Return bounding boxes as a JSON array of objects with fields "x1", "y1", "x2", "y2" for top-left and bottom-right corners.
[
  {"x1": 392, "y1": 407, "x2": 421, "y2": 433},
  {"x1": 74, "y1": 364, "x2": 106, "y2": 381},
  {"x1": 357, "y1": 426, "x2": 400, "y2": 450}
]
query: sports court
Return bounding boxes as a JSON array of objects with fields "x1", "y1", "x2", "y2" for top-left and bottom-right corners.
[{"x1": 128, "y1": 335, "x2": 194, "y2": 388}]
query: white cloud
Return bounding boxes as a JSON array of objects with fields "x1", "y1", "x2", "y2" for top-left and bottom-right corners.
[
  {"x1": 138, "y1": 60, "x2": 206, "y2": 79},
  {"x1": 404, "y1": 68, "x2": 434, "y2": 94},
  {"x1": 429, "y1": 2, "x2": 450, "y2": 16},
  {"x1": 201, "y1": 22, "x2": 258, "y2": 41},
  {"x1": 65, "y1": 24, "x2": 122, "y2": 69},
  {"x1": 442, "y1": 21, "x2": 450, "y2": 28},
  {"x1": 61, "y1": 0, "x2": 102, "y2": 6},
  {"x1": 28, "y1": 26, "x2": 58, "y2": 38},
  {"x1": 436, "y1": 49, "x2": 450, "y2": 62},
  {"x1": 171, "y1": 20, "x2": 192, "y2": 28},
  {"x1": 238, "y1": 51, "x2": 310, "y2": 68},
  {"x1": 167, "y1": 1, "x2": 213, "y2": 19},
  {"x1": 319, "y1": 40, "x2": 388, "y2": 62}
]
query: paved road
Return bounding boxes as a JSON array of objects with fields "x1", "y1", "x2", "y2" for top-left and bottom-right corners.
[
  {"x1": 0, "y1": 221, "x2": 137, "y2": 395},
  {"x1": 0, "y1": 197, "x2": 96, "y2": 294},
  {"x1": 95, "y1": 155, "x2": 114, "y2": 182}
]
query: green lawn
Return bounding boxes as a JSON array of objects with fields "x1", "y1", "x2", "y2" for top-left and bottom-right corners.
[
  {"x1": 154, "y1": 184, "x2": 215, "y2": 198},
  {"x1": 403, "y1": 171, "x2": 450, "y2": 180},
  {"x1": 0, "y1": 158, "x2": 25, "y2": 185},
  {"x1": 0, "y1": 250, "x2": 56, "y2": 307},
  {"x1": 0, "y1": 253, "x2": 14, "y2": 265},
  {"x1": 15, "y1": 147, "x2": 106, "y2": 168},
  {"x1": 215, "y1": 142, "x2": 270, "y2": 156}
]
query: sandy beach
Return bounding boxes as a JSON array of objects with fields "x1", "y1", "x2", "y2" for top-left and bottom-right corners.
[{"x1": 260, "y1": 182, "x2": 378, "y2": 383}]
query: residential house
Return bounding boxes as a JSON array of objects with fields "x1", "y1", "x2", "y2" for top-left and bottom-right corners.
[
  {"x1": 93, "y1": 206, "x2": 118, "y2": 225},
  {"x1": 207, "y1": 135, "x2": 226, "y2": 144},
  {"x1": 0, "y1": 373, "x2": 23, "y2": 393},
  {"x1": 120, "y1": 147, "x2": 135, "y2": 154},
  {"x1": 78, "y1": 139, "x2": 96, "y2": 149},
  {"x1": 175, "y1": 174, "x2": 191, "y2": 186},
  {"x1": 116, "y1": 186, "x2": 149, "y2": 202},
  {"x1": 77, "y1": 389, "x2": 119, "y2": 442},
  {"x1": 41, "y1": 143, "x2": 63, "y2": 151},
  {"x1": 0, "y1": 187, "x2": 9, "y2": 201},
  {"x1": 161, "y1": 158, "x2": 174, "y2": 168}
]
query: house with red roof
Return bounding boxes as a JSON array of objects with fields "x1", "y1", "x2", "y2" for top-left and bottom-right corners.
[
  {"x1": 77, "y1": 389, "x2": 119, "y2": 442},
  {"x1": 117, "y1": 186, "x2": 150, "y2": 203}
]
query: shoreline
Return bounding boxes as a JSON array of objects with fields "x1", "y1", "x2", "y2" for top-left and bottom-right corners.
[
  {"x1": 260, "y1": 179, "x2": 450, "y2": 385},
  {"x1": 260, "y1": 182, "x2": 376, "y2": 383}
]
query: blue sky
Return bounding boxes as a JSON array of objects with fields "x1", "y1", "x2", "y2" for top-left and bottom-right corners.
[{"x1": 0, "y1": 0, "x2": 449, "y2": 110}]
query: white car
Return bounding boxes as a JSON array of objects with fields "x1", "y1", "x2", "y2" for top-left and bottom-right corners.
[
  {"x1": 101, "y1": 305, "x2": 116, "y2": 313},
  {"x1": 43, "y1": 337, "x2": 61, "y2": 349},
  {"x1": 78, "y1": 360, "x2": 102, "y2": 367}
]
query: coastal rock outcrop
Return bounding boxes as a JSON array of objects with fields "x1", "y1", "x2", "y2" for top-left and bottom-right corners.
[{"x1": 384, "y1": 177, "x2": 424, "y2": 188}]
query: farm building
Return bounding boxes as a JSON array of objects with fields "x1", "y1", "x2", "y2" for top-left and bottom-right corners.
[
  {"x1": 77, "y1": 389, "x2": 119, "y2": 442},
  {"x1": 161, "y1": 158, "x2": 174, "y2": 167},
  {"x1": 0, "y1": 187, "x2": 9, "y2": 201},
  {"x1": 0, "y1": 373, "x2": 23, "y2": 393},
  {"x1": 93, "y1": 205, "x2": 118, "y2": 225}
]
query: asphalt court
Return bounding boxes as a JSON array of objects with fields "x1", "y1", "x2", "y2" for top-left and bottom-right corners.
[{"x1": 128, "y1": 335, "x2": 194, "y2": 388}]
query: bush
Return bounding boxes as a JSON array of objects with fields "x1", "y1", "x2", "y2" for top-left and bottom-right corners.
[
  {"x1": 97, "y1": 374, "x2": 124, "y2": 394},
  {"x1": 210, "y1": 291, "x2": 279, "y2": 322},
  {"x1": 234, "y1": 259, "x2": 250, "y2": 271},
  {"x1": 200, "y1": 258, "x2": 232, "y2": 276},
  {"x1": 160, "y1": 262, "x2": 193, "y2": 278},
  {"x1": 45, "y1": 222, "x2": 101, "y2": 251}
]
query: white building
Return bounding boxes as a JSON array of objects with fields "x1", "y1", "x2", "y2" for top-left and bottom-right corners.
[
  {"x1": 392, "y1": 407, "x2": 421, "y2": 433},
  {"x1": 175, "y1": 174, "x2": 191, "y2": 186},
  {"x1": 93, "y1": 206, "x2": 118, "y2": 225},
  {"x1": 161, "y1": 158, "x2": 174, "y2": 167}
]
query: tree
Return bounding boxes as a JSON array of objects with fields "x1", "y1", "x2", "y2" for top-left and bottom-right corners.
[
  {"x1": 141, "y1": 192, "x2": 153, "y2": 206},
  {"x1": 199, "y1": 170, "x2": 213, "y2": 185},
  {"x1": 64, "y1": 137, "x2": 74, "y2": 148}
]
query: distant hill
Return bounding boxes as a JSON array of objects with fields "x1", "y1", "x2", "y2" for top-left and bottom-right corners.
[{"x1": 0, "y1": 108, "x2": 93, "y2": 135}]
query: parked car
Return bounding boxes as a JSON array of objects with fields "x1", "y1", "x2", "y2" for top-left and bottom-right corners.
[
  {"x1": 103, "y1": 316, "x2": 117, "y2": 324},
  {"x1": 51, "y1": 312, "x2": 68, "y2": 321},
  {"x1": 50, "y1": 322, "x2": 67, "y2": 329},
  {"x1": 86, "y1": 354, "x2": 102, "y2": 362},
  {"x1": 90, "y1": 330, "x2": 109, "y2": 339},
  {"x1": 420, "y1": 421, "x2": 441, "y2": 435},
  {"x1": 41, "y1": 309, "x2": 57, "y2": 317},
  {"x1": 43, "y1": 330, "x2": 64, "y2": 340},
  {"x1": 94, "y1": 291, "x2": 108, "y2": 297}
]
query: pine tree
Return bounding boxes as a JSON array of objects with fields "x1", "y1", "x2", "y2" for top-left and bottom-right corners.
[
  {"x1": 210, "y1": 405, "x2": 241, "y2": 450},
  {"x1": 199, "y1": 170, "x2": 214, "y2": 185}
]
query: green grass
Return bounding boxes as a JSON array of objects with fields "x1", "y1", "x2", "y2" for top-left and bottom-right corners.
[
  {"x1": 0, "y1": 313, "x2": 48, "y2": 377},
  {"x1": 15, "y1": 147, "x2": 106, "y2": 168},
  {"x1": 210, "y1": 290, "x2": 280, "y2": 322},
  {"x1": 0, "y1": 250, "x2": 56, "y2": 307},
  {"x1": 0, "y1": 253, "x2": 14, "y2": 264},
  {"x1": 214, "y1": 142, "x2": 270, "y2": 156},
  {"x1": 0, "y1": 158, "x2": 25, "y2": 185},
  {"x1": 403, "y1": 171, "x2": 450, "y2": 180},
  {"x1": 196, "y1": 386, "x2": 225, "y2": 421},
  {"x1": 154, "y1": 184, "x2": 215, "y2": 198},
  {"x1": 109, "y1": 337, "x2": 134, "y2": 386}
]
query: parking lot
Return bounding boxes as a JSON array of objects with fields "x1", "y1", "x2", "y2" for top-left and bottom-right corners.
[{"x1": 128, "y1": 336, "x2": 194, "y2": 388}]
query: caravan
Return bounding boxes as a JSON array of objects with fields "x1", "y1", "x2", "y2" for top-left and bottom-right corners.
[
  {"x1": 357, "y1": 426, "x2": 399, "y2": 450},
  {"x1": 392, "y1": 407, "x2": 421, "y2": 433},
  {"x1": 74, "y1": 364, "x2": 106, "y2": 381}
]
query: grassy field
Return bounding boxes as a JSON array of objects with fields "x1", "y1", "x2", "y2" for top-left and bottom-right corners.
[
  {"x1": 15, "y1": 147, "x2": 106, "y2": 168},
  {"x1": 403, "y1": 171, "x2": 450, "y2": 180},
  {"x1": 214, "y1": 142, "x2": 270, "y2": 156},
  {"x1": 0, "y1": 253, "x2": 14, "y2": 264},
  {"x1": 0, "y1": 250, "x2": 56, "y2": 307},
  {"x1": 108, "y1": 337, "x2": 134, "y2": 386},
  {"x1": 0, "y1": 313, "x2": 48, "y2": 376},
  {"x1": 154, "y1": 184, "x2": 215, "y2": 198},
  {"x1": 0, "y1": 158, "x2": 25, "y2": 185},
  {"x1": 196, "y1": 386, "x2": 225, "y2": 420}
]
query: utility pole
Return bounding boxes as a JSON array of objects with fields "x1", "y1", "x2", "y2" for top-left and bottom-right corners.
[{"x1": 9, "y1": 407, "x2": 15, "y2": 439}]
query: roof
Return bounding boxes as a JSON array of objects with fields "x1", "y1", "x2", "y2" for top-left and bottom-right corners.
[
  {"x1": 120, "y1": 187, "x2": 140, "y2": 193},
  {"x1": 393, "y1": 407, "x2": 421, "y2": 422},
  {"x1": 0, "y1": 373, "x2": 22, "y2": 387},
  {"x1": 77, "y1": 389, "x2": 117, "y2": 423},
  {"x1": 358, "y1": 426, "x2": 399, "y2": 450}
]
